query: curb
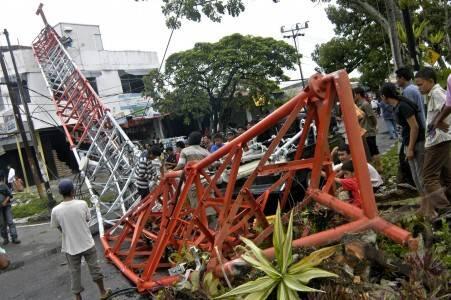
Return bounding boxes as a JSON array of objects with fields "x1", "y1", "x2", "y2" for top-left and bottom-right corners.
[{"x1": 0, "y1": 245, "x2": 61, "y2": 275}]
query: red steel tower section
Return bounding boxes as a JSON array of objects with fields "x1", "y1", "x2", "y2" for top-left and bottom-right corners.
[{"x1": 100, "y1": 72, "x2": 417, "y2": 292}]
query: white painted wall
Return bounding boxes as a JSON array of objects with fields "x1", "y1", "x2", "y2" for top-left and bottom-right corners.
[{"x1": 0, "y1": 23, "x2": 159, "y2": 131}]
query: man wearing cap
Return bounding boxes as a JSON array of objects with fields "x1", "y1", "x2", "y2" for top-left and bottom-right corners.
[{"x1": 51, "y1": 179, "x2": 111, "y2": 300}]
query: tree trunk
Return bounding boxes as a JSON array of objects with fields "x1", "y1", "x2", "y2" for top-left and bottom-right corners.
[
  {"x1": 385, "y1": 0, "x2": 403, "y2": 70},
  {"x1": 196, "y1": 118, "x2": 202, "y2": 131},
  {"x1": 353, "y1": 0, "x2": 403, "y2": 71}
]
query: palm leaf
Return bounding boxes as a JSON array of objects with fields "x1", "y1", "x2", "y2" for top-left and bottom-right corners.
[
  {"x1": 214, "y1": 276, "x2": 275, "y2": 299},
  {"x1": 414, "y1": 20, "x2": 429, "y2": 39},
  {"x1": 288, "y1": 245, "x2": 337, "y2": 274},
  {"x1": 277, "y1": 281, "x2": 290, "y2": 300},
  {"x1": 281, "y1": 210, "x2": 294, "y2": 273},
  {"x1": 293, "y1": 268, "x2": 338, "y2": 284},
  {"x1": 242, "y1": 253, "x2": 281, "y2": 279},
  {"x1": 243, "y1": 281, "x2": 278, "y2": 300},
  {"x1": 273, "y1": 203, "x2": 285, "y2": 267},
  {"x1": 397, "y1": 22, "x2": 407, "y2": 44},
  {"x1": 283, "y1": 274, "x2": 324, "y2": 293},
  {"x1": 240, "y1": 237, "x2": 281, "y2": 278}
]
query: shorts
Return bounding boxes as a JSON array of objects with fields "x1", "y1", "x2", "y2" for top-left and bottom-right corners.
[{"x1": 366, "y1": 136, "x2": 380, "y2": 156}]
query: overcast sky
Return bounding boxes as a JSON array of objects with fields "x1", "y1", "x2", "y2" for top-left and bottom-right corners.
[{"x1": 0, "y1": 0, "x2": 335, "y2": 84}]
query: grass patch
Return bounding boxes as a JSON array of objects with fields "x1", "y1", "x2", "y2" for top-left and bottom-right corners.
[
  {"x1": 11, "y1": 193, "x2": 48, "y2": 218},
  {"x1": 380, "y1": 143, "x2": 399, "y2": 184}
]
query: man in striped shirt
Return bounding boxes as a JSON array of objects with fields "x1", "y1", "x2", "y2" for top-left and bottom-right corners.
[
  {"x1": 135, "y1": 145, "x2": 162, "y2": 199},
  {"x1": 415, "y1": 68, "x2": 451, "y2": 218}
]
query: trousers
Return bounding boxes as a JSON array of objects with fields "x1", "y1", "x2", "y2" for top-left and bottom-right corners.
[
  {"x1": 421, "y1": 141, "x2": 451, "y2": 217},
  {"x1": 0, "y1": 205, "x2": 17, "y2": 240},
  {"x1": 405, "y1": 142, "x2": 425, "y2": 195},
  {"x1": 65, "y1": 246, "x2": 104, "y2": 295}
]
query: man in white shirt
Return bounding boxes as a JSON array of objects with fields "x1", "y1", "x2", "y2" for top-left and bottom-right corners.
[
  {"x1": 415, "y1": 68, "x2": 451, "y2": 218},
  {"x1": 332, "y1": 144, "x2": 383, "y2": 191},
  {"x1": 6, "y1": 165, "x2": 15, "y2": 190},
  {"x1": 51, "y1": 179, "x2": 111, "y2": 300}
]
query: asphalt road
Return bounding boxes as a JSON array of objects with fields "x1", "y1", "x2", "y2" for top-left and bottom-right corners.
[{"x1": 0, "y1": 223, "x2": 133, "y2": 300}]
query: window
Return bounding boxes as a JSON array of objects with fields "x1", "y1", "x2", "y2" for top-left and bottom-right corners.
[
  {"x1": 9, "y1": 80, "x2": 31, "y2": 105},
  {"x1": 119, "y1": 73, "x2": 144, "y2": 94},
  {"x1": 86, "y1": 77, "x2": 98, "y2": 94}
]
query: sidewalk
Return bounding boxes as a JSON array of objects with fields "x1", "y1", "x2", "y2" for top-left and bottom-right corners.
[{"x1": 0, "y1": 223, "x2": 132, "y2": 299}]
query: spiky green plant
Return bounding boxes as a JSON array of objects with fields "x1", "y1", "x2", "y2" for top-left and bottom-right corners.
[{"x1": 215, "y1": 204, "x2": 337, "y2": 300}]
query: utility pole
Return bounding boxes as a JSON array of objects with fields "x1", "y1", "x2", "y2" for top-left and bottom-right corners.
[
  {"x1": 0, "y1": 49, "x2": 45, "y2": 199},
  {"x1": 281, "y1": 21, "x2": 309, "y2": 88},
  {"x1": 3, "y1": 29, "x2": 56, "y2": 208}
]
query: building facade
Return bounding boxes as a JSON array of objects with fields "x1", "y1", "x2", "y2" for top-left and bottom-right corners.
[{"x1": 0, "y1": 23, "x2": 161, "y2": 182}]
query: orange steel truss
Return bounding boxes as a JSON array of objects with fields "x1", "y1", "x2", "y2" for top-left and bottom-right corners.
[{"x1": 101, "y1": 71, "x2": 416, "y2": 292}]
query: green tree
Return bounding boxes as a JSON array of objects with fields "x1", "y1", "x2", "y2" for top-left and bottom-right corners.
[
  {"x1": 144, "y1": 34, "x2": 297, "y2": 130},
  {"x1": 312, "y1": 0, "x2": 450, "y2": 90},
  {"x1": 311, "y1": 3, "x2": 392, "y2": 90},
  {"x1": 159, "y1": 0, "x2": 245, "y2": 29}
]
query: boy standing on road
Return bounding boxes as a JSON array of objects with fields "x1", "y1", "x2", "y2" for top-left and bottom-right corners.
[
  {"x1": 51, "y1": 179, "x2": 111, "y2": 300},
  {"x1": 0, "y1": 173, "x2": 20, "y2": 245}
]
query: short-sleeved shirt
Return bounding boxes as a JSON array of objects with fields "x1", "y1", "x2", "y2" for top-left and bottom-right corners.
[
  {"x1": 210, "y1": 144, "x2": 223, "y2": 153},
  {"x1": 340, "y1": 177, "x2": 362, "y2": 208},
  {"x1": 0, "y1": 183, "x2": 13, "y2": 206},
  {"x1": 176, "y1": 145, "x2": 210, "y2": 169},
  {"x1": 50, "y1": 200, "x2": 95, "y2": 255},
  {"x1": 425, "y1": 84, "x2": 451, "y2": 148},
  {"x1": 403, "y1": 83, "x2": 426, "y2": 127},
  {"x1": 357, "y1": 100, "x2": 377, "y2": 137},
  {"x1": 394, "y1": 100, "x2": 425, "y2": 146}
]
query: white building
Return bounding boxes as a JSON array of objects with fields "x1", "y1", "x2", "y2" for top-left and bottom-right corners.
[
  {"x1": 0, "y1": 23, "x2": 162, "y2": 181},
  {"x1": 0, "y1": 22, "x2": 160, "y2": 130}
]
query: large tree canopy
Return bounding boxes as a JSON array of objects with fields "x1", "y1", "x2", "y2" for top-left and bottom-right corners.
[
  {"x1": 159, "y1": 0, "x2": 246, "y2": 29},
  {"x1": 144, "y1": 33, "x2": 297, "y2": 130},
  {"x1": 312, "y1": 0, "x2": 450, "y2": 90},
  {"x1": 311, "y1": 3, "x2": 392, "y2": 90}
]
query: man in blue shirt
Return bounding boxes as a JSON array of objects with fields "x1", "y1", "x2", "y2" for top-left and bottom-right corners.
[{"x1": 396, "y1": 67, "x2": 426, "y2": 127}]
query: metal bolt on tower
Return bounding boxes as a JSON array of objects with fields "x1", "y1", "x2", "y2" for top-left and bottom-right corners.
[{"x1": 32, "y1": 4, "x2": 142, "y2": 235}]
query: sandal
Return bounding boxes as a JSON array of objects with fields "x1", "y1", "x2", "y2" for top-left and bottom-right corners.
[{"x1": 100, "y1": 289, "x2": 112, "y2": 300}]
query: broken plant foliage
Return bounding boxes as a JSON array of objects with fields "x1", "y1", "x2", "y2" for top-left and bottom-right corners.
[
  {"x1": 215, "y1": 204, "x2": 338, "y2": 299},
  {"x1": 306, "y1": 217, "x2": 450, "y2": 299}
]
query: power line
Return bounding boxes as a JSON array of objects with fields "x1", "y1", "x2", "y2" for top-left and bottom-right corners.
[{"x1": 141, "y1": 0, "x2": 185, "y2": 117}]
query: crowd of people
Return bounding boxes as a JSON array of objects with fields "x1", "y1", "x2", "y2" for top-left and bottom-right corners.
[
  {"x1": 315, "y1": 67, "x2": 451, "y2": 219},
  {"x1": 380, "y1": 68, "x2": 451, "y2": 219}
]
